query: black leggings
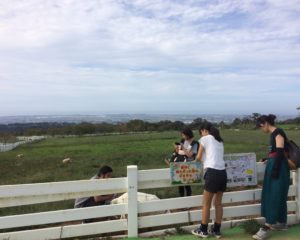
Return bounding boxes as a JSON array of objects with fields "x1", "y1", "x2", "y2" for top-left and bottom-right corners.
[{"x1": 178, "y1": 185, "x2": 192, "y2": 197}]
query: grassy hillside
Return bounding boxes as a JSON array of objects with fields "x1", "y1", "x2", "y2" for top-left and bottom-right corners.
[
  {"x1": 2, "y1": 129, "x2": 300, "y2": 185},
  {"x1": 1, "y1": 128, "x2": 300, "y2": 216}
]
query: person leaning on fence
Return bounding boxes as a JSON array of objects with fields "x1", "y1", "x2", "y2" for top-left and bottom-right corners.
[
  {"x1": 253, "y1": 115, "x2": 290, "y2": 240},
  {"x1": 192, "y1": 122, "x2": 227, "y2": 239},
  {"x1": 74, "y1": 165, "x2": 115, "y2": 223}
]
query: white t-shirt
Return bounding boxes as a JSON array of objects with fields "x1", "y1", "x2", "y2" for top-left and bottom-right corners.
[
  {"x1": 199, "y1": 135, "x2": 225, "y2": 170},
  {"x1": 181, "y1": 140, "x2": 198, "y2": 161}
]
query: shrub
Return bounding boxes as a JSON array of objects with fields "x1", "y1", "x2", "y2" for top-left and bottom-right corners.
[{"x1": 240, "y1": 219, "x2": 260, "y2": 234}]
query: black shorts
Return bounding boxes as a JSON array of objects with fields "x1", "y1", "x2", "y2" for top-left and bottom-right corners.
[{"x1": 204, "y1": 168, "x2": 227, "y2": 193}]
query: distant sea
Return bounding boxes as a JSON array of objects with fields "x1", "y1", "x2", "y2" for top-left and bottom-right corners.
[{"x1": 0, "y1": 114, "x2": 297, "y2": 125}]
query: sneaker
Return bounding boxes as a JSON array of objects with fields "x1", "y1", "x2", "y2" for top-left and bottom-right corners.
[
  {"x1": 192, "y1": 227, "x2": 208, "y2": 238},
  {"x1": 270, "y1": 223, "x2": 288, "y2": 231},
  {"x1": 209, "y1": 225, "x2": 222, "y2": 238},
  {"x1": 252, "y1": 227, "x2": 269, "y2": 240}
]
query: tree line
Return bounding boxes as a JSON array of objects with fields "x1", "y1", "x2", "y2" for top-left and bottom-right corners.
[{"x1": 0, "y1": 113, "x2": 299, "y2": 138}]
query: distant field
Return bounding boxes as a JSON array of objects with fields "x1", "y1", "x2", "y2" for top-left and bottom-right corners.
[{"x1": 1, "y1": 128, "x2": 300, "y2": 216}]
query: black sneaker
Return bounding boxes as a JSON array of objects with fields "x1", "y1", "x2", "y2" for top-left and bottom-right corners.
[
  {"x1": 209, "y1": 225, "x2": 222, "y2": 239},
  {"x1": 192, "y1": 227, "x2": 209, "y2": 238}
]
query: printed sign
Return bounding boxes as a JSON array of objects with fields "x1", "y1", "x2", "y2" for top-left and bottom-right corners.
[
  {"x1": 170, "y1": 161, "x2": 203, "y2": 185},
  {"x1": 225, "y1": 153, "x2": 257, "y2": 187}
]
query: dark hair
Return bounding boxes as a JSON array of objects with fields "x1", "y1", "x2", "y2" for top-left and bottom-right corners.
[
  {"x1": 97, "y1": 165, "x2": 113, "y2": 177},
  {"x1": 199, "y1": 122, "x2": 223, "y2": 142},
  {"x1": 181, "y1": 127, "x2": 194, "y2": 139},
  {"x1": 256, "y1": 114, "x2": 276, "y2": 128}
]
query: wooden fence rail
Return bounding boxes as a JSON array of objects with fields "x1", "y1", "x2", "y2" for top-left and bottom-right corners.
[{"x1": 0, "y1": 162, "x2": 299, "y2": 240}]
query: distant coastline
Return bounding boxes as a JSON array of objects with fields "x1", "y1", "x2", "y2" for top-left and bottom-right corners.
[{"x1": 0, "y1": 113, "x2": 297, "y2": 125}]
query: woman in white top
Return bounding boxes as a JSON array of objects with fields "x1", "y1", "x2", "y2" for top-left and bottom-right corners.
[{"x1": 192, "y1": 122, "x2": 227, "y2": 239}]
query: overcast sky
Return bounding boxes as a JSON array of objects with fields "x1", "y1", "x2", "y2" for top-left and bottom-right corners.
[{"x1": 1, "y1": 0, "x2": 300, "y2": 116}]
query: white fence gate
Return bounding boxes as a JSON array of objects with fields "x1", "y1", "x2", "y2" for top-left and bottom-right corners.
[{"x1": 0, "y1": 163, "x2": 299, "y2": 240}]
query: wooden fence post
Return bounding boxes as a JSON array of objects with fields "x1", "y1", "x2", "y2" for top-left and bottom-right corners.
[
  {"x1": 127, "y1": 165, "x2": 138, "y2": 237},
  {"x1": 294, "y1": 169, "x2": 300, "y2": 223}
]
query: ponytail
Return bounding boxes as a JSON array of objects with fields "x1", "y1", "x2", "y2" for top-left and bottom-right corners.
[
  {"x1": 210, "y1": 126, "x2": 223, "y2": 142},
  {"x1": 199, "y1": 122, "x2": 223, "y2": 142}
]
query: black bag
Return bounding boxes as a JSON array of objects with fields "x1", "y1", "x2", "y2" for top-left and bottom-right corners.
[
  {"x1": 287, "y1": 140, "x2": 300, "y2": 169},
  {"x1": 169, "y1": 152, "x2": 187, "y2": 162},
  {"x1": 169, "y1": 140, "x2": 199, "y2": 162}
]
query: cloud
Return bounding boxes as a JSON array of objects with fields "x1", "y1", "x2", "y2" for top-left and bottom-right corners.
[{"x1": 0, "y1": 0, "x2": 300, "y2": 115}]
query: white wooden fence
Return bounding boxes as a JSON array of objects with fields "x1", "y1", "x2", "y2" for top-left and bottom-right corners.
[
  {"x1": 0, "y1": 142, "x2": 25, "y2": 152},
  {"x1": 0, "y1": 136, "x2": 45, "y2": 152},
  {"x1": 0, "y1": 163, "x2": 299, "y2": 240}
]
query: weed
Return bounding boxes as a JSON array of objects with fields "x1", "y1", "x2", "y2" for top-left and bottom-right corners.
[{"x1": 240, "y1": 219, "x2": 261, "y2": 234}]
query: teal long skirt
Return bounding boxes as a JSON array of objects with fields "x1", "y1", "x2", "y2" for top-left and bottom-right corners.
[{"x1": 261, "y1": 158, "x2": 290, "y2": 224}]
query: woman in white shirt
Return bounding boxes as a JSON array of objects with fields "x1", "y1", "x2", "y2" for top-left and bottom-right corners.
[{"x1": 192, "y1": 122, "x2": 226, "y2": 239}]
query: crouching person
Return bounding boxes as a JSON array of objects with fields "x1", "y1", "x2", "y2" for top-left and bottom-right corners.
[
  {"x1": 74, "y1": 165, "x2": 114, "y2": 223},
  {"x1": 192, "y1": 122, "x2": 227, "y2": 238}
]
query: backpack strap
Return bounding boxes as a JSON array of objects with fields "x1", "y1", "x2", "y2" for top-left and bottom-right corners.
[
  {"x1": 190, "y1": 140, "x2": 199, "y2": 159},
  {"x1": 191, "y1": 140, "x2": 199, "y2": 150}
]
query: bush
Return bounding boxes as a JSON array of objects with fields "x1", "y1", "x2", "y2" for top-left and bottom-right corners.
[{"x1": 240, "y1": 219, "x2": 260, "y2": 234}]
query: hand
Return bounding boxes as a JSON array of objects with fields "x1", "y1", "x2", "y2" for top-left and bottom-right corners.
[
  {"x1": 260, "y1": 158, "x2": 268, "y2": 164},
  {"x1": 164, "y1": 159, "x2": 170, "y2": 166}
]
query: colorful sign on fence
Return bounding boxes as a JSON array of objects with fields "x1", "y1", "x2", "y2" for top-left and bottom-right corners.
[
  {"x1": 225, "y1": 152, "x2": 257, "y2": 187},
  {"x1": 170, "y1": 153, "x2": 257, "y2": 187},
  {"x1": 170, "y1": 161, "x2": 203, "y2": 184}
]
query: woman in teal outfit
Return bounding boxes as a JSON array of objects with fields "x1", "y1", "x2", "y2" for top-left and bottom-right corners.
[{"x1": 253, "y1": 114, "x2": 290, "y2": 240}]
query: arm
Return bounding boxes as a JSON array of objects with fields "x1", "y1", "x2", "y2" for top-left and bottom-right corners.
[
  {"x1": 184, "y1": 148, "x2": 193, "y2": 158},
  {"x1": 196, "y1": 144, "x2": 204, "y2": 162},
  {"x1": 184, "y1": 142, "x2": 199, "y2": 158},
  {"x1": 272, "y1": 134, "x2": 285, "y2": 178}
]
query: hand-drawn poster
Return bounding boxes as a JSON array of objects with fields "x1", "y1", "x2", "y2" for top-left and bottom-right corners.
[
  {"x1": 170, "y1": 161, "x2": 203, "y2": 184},
  {"x1": 224, "y1": 153, "x2": 257, "y2": 187}
]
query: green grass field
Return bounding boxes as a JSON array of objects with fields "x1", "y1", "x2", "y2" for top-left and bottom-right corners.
[{"x1": 1, "y1": 128, "x2": 300, "y2": 216}]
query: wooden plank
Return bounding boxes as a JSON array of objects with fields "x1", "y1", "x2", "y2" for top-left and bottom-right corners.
[
  {"x1": 139, "y1": 196, "x2": 201, "y2": 213},
  {"x1": 139, "y1": 214, "x2": 298, "y2": 238},
  {"x1": 139, "y1": 211, "x2": 187, "y2": 228},
  {"x1": 138, "y1": 168, "x2": 202, "y2": 189},
  {"x1": 0, "y1": 178, "x2": 127, "y2": 207},
  {"x1": 0, "y1": 220, "x2": 127, "y2": 240},
  {"x1": 0, "y1": 204, "x2": 126, "y2": 230},
  {"x1": 0, "y1": 178, "x2": 127, "y2": 197},
  {"x1": 0, "y1": 226, "x2": 62, "y2": 240},
  {"x1": 138, "y1": 164, "x2": 267, "y2": 183},
  {"x1": 138, "y1": 201, "x2": 297, "y2": 228},
  {"x1": 137, "y1": 164, "x2": 292, "y2": 189},
  {"x1": 127, "y1": 165, "x2": 138, "y2": 237},
  {"x1": 1, "y1": 188, "x2": 295, "y2": 230},
  {"x1": 293, "y1": 169, "x2": 300, "y2": 220},
  {"x1": 138, "y1": 187, "x2": 296, "y2": 214},
  {"x1": 138, "y1": 179, "x2": 174, "y2": 189},
  {"x1": 0, "y1": 164, "x2": 293, "y2": 208},
  {"x1": 138, "y1": 169, "x2": 170, "y2": 182},
  {"x1": 61, "y1": 219, "x2": 127, "y2": 238}
]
